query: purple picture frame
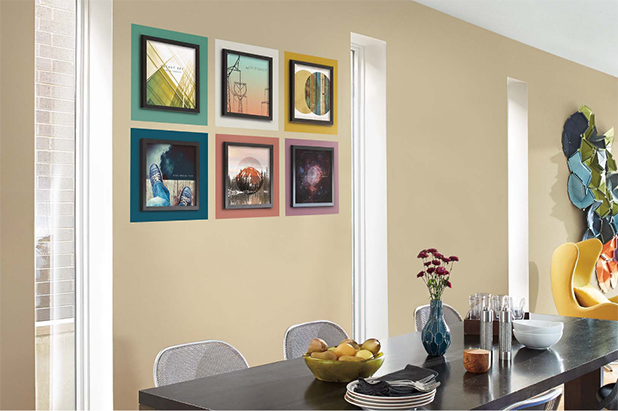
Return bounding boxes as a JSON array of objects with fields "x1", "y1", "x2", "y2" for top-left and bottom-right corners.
[{"x1": 285, "y1": 138, "x2": 338, "y2": 216}]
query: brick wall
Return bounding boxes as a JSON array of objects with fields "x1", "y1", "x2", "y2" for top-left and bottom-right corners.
[{"x1": 35, "y1": 0, "x2": 75, "y2": 323}]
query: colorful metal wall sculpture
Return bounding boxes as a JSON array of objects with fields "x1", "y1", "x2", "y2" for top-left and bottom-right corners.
[{"x1": 562, "y1": 106, "x2": 617, "y2": 292}]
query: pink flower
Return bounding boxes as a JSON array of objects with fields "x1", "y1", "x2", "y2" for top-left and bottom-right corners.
[
  {"x1": 446, "y1": 281, "x2": 452, "y2": 288},
  {"x1": 435, "y1": 267, "x2": 446, "y2": 275},
  {"x1": 432, "y1": 259, "x2": 441, "y2": 265},
  {"x1": 417, "y1": 271, "x2": 425, "y2": 278},
  {"x1": 427, "y1": 248, "x2": 437, "y2": 253},
  {"x1": 424, "y1": 261, "x2": 431, "y2": 267},
  {"x1": 449, "y1": 256, "x2": 459, "y2": 262},
  {"x1": 417, "y1": 251, "x2": 429, "y2": 259},
  {"x1": 427, "y1": 267, "x2": 435, "y2": 274}
]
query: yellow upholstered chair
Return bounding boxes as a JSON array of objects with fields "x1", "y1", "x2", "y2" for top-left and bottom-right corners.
[{"x1": 551, "y1": 239, "x2": 618, "y2": 321}]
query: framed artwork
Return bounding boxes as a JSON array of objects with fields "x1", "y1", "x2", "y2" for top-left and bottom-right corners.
[
  {"x1": 141, "y1": 35, "x2": 200, "y2": 113},
  {"x1": 223, "y1": 142, "x2": 273, "y2": 209},
  {"x1": 141, "y1": 139, "x2": 199, "y2": 211},
  {"x1": 222, "y1": 49, "x2": 273, "y2": 121},
  {"x1": 292, "y1": 145, "x2": 334, "y2": 207},
  {"x1": 289, "y1": 59, "x2": 334, "y2": 125}
]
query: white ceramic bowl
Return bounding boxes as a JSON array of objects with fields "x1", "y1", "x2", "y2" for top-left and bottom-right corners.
[
  {"x1": 513, "y1": 320, "x2": 563, "y2": 335},
  {"x1": 513, "y1": 328, "x2": 563, "y2": 350}
]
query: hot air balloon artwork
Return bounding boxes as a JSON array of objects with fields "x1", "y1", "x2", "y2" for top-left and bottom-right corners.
[
  {"x1": 223, "y1": 142, "x2": 273, "y2": 209},
  {"x1": 562, "y1": 105, "x2": 617, "y2": 292}
]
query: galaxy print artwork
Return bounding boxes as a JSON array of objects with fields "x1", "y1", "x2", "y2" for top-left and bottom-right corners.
[
  {"x1": 292, "y1": 145, "x2": 334, "y2": 207},
  {"x1": 224, "y1": 142, "x2": 273, "y2": 209}
]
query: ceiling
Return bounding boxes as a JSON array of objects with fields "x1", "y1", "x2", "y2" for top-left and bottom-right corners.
[{"x1": 412, "y1": 0, "x2": 618, "y2": 78}]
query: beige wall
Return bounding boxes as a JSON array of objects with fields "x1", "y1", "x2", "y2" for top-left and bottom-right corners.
[
  {"x1": 113, "y1": 1, "x2": 618, "y2": 409},
  {"x1": 0, "y1": 0, "x2": 36, "y2": 409}
]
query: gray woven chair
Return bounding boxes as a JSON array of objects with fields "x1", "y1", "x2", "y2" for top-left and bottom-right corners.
[
  {"x1": 503, "y1": 386, "x2": 562, "y2": 410},
  {"x1": 414, "y1": 303, "x2": 463, "y2": 332},
  {"x1": 153, "y1": 340, "x2": 249, "y2": 387},
  {"x1": 283, "y1": 320, "x2": 348, "y2": 360}
]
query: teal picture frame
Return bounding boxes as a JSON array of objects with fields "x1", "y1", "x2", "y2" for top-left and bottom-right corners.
[
  {"x1": 131, "y1": 24, "x2": 208, "y2": 125},
  {"x1": 131, "y1": 128, "x2": 208, "y2": 222}
]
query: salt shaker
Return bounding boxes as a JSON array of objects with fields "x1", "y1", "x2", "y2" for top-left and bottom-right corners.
[
  {"x1": 480, "y1": 306, "x2": 493, "y2": 355},
  {"x1": 499, "y1": 309, "x2": 512, "y2": 362}
]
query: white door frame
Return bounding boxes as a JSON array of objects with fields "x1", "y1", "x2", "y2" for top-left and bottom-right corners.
[
  {"x1": 351, "y1": 33, "x2": 388, "y2": 342},
  {"x1": 75, "y1": 0, "x2": 113, "y2": 408}
]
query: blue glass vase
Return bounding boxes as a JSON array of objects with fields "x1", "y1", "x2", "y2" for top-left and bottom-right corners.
[{"x1": 421, "y1": 299, "x2": 451, "y2": 356}]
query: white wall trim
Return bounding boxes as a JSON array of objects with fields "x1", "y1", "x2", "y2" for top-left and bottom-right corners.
[
  {"x1": 75, "y1": 0, "x2": 113, "y2": 408},
  {"x1": 507, "y1": 77, "x2": 529, "y2": 311},
  {"x1": 351, "y1": 33, "x2": 388, "y2": 342}
]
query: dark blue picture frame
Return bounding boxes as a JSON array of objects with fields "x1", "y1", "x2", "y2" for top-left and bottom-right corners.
[{"x1": 131, "y1": 128, "x2": 208, "y2": 222}]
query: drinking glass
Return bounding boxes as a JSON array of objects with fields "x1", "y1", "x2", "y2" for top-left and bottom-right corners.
[
  {"x1": 466, "y1": 293, "x2": 492, "y2": 320},
  {"x1": 512, "y1": 297, "x2": 526, "y2": 320},
  {"x1": 466, "y1": 295, "x2": 479, "y2": 320},
  {"x1": 492, "y1": 295, "x2": 506, "y2": 319}
]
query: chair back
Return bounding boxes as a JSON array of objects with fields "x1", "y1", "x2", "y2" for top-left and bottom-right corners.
[
  {"x1": 153, "y1": 340, "x2": 249, "y2": 387},
  {"x1": 503, "y1": 386, "x2": 562, "y2": 410},
  {"x1": 414, "y1": 303, "x2": 462, "y2": 332},
  {"x1": 283, "y1": 320, "x2": 348, "y2": 360},
  {"x1": 550, "y1": 239, "x2": 601, "y2": 316}
]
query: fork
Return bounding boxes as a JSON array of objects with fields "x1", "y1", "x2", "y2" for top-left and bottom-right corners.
[
  {"x1": 389, "y1": 379, "x2": 441, "y2": 392},
  {"x1": 366, "y1": 374, "x2": 435, "y2": 384},
  {"x1": 365, "y1": 374, "x2": 440, "y2": 392}
]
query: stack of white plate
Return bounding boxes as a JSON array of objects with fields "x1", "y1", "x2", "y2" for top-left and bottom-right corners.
[
  {"x1": 513, "y1": 320, "x2": 563, "y2": 350},
  {"x1": 345, "y1": 380, "x2": 437, "y2": 410}
]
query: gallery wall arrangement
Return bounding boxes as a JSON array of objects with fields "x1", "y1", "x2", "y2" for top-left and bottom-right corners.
[
  {"x1": 130, "y1": 128, "x2": 208, "y2": 222},
  {"x1": 562, "y1": 105, "x2": 617, "y2": 292},
  {"x1": 129, "y1": 24, "x2": 340, "y2": 222}
]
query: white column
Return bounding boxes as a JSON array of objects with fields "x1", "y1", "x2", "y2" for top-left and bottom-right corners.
[
  {"x1": 351, "y1": 33, "x2": 388, "y2": 342},
  {"x1": 507, "y1": 78, "x2": 529, "y2": 311}
]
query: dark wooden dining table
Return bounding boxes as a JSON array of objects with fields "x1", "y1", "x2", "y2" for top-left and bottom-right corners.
[{"x1": 139, "y1": 314, "x2": 618, "y2": 410}]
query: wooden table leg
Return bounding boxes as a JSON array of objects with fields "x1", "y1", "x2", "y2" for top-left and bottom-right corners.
[{"x1": 564, "y1": 368, "x2": 602, "y2": 410}]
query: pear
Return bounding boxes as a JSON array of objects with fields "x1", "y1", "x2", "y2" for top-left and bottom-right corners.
[
  {"x1": 361, "y1": 338, "x2": 381, "y2": 355},
  {"x1": 311, "y1": 350, "x2": 338, "y2": 361},
  {"x1": 334, "y1": 342, "x2": 357, "y2": 358},
  {"x1": 338, "y1": 355, "x2": 365, "y2": 362},
  {"x1": 340, "y1": 338, "x2": 361, "y2": 350},
  {"x1": 355, "y1": 349, "x2": 374, "y2": 360},
  {"x1": 306, "y1": 338, "x2": 328, "y2": 354}
]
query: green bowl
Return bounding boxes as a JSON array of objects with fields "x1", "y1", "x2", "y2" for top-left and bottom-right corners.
[{"x1": 303, "y1": 352, "x2": 384, "y2": 383}]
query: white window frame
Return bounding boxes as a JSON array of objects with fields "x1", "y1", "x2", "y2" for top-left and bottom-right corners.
[
  {"x1": 75, "y1": 0, "x2": 113, "y2": 408},
  {"x1": 351, "y1": 33, "x2": 388, "y2": 343}
]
